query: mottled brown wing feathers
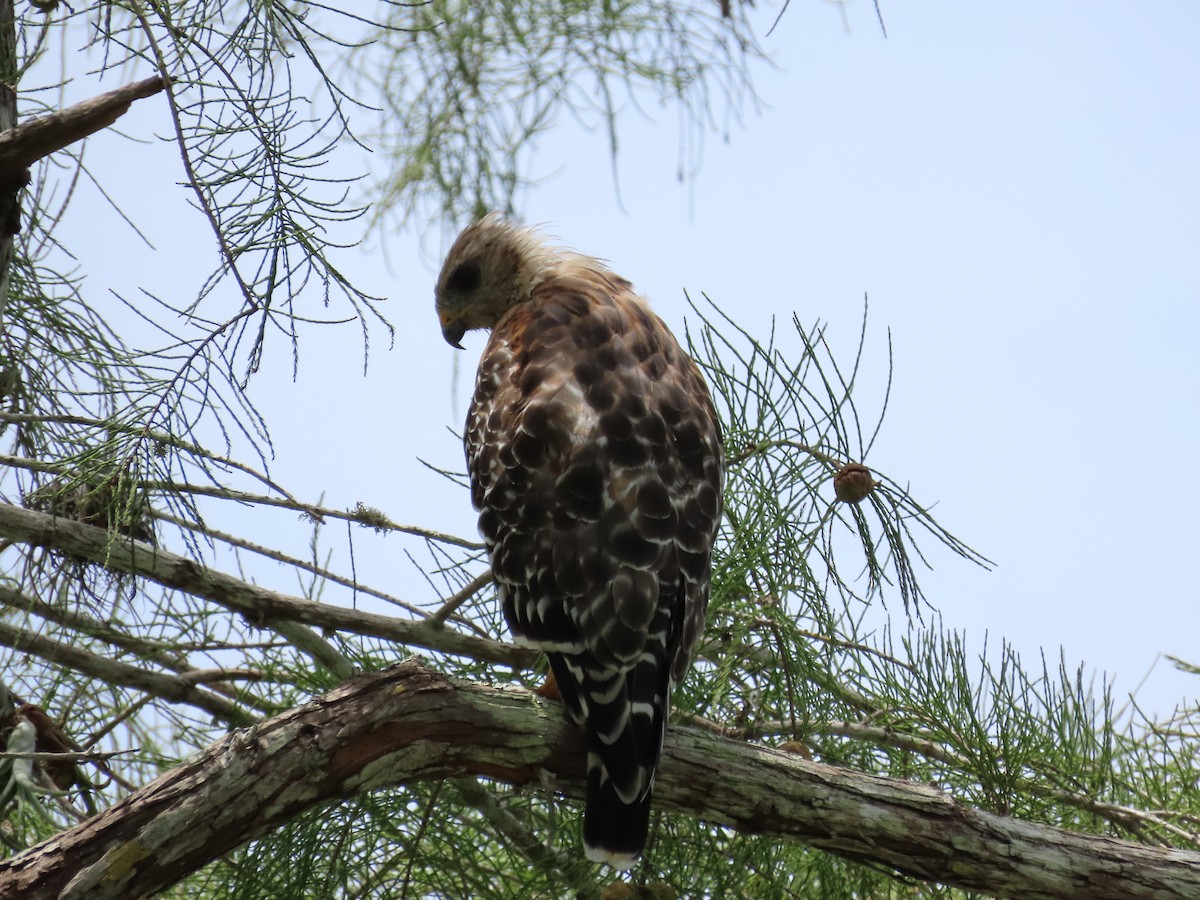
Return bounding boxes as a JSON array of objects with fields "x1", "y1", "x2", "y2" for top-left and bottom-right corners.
[{"x1": 466, "y1": 267, "x2": 723, "y2": 868}]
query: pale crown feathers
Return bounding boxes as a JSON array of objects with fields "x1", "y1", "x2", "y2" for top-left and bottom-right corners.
[{"x1": 434, "y1": 213, "x2": 632, "y2": 347}]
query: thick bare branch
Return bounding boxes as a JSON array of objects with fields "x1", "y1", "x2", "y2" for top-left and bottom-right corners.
[
  {"x1": 0, "y1": 659, "x2": 1195, "y2": 899},
  {"x1": 0, "y1": 76, "x2": 167, "y2": 180}
]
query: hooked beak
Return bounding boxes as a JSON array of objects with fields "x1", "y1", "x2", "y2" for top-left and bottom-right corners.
[{"x1": 440, "y1": 314, "x2": 466, "y2": 349}]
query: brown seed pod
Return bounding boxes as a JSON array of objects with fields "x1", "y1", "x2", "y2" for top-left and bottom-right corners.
[{"x1": 834, "y1": 462, "x2": 875, "y2": 504}]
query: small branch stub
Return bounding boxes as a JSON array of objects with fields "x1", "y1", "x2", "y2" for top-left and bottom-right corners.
[
  {"x1": 0, "y1": 75, "x2": 168, "y2": 183},
  {"x1": 834, "y1": 462, "x2": 875, "y2": 504}
]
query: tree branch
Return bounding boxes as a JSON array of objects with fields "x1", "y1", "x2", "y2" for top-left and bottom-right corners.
[
  {"x1": 0, "y1": 584, "x2": 279, "y2": 714},
  {"x1": 0, "y1": 76, "x2": 168, "y2": 181},
  {"x1": 0, "y1": 502, "x2": 534, "y2": 669},
  {"x1": 0, "y1": 659, "x2": 1195, "y2": 899},
  {"x1": 0, "y1": 621, "x2": 254, "y2": 728},
  {"x1": 0, "y1": 0, "x2": 19, "y2": 301}
]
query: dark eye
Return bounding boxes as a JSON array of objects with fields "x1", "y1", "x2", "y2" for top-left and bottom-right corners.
[{"x1": 446, "y1": 261, "x2": 482, "y2": 293}]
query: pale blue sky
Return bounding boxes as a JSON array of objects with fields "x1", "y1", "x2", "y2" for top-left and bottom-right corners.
[{"x1": 43, "y1": 1, "x2": 1200, "y2": 718}]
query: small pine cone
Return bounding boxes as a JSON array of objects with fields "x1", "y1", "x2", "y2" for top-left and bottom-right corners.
[{"x1": 834, "y1": 462, "x2": 875, "y2": 504}]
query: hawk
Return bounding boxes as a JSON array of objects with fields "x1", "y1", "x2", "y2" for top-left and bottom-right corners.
[{"x1": 435, "y1": 213, "x2": 724, "y2": 869}]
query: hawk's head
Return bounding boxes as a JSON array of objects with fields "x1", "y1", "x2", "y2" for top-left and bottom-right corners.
[{"x1": 434, "y1": 213, "x2": 559, "y2": 348}]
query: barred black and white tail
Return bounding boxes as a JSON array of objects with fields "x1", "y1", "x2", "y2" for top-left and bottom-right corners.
[
  {"x1": 546, "y1": 602, "x2": 676, "y2": 870},
  {"x1": 583, "y1": 751, "x2": 653, "y2": 870}
]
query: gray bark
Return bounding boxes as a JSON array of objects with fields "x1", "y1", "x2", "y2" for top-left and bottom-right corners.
[
  {"x1": 0, "y1": 659, "x2": 1196, "y2": 899},
  {"x1": 0, "y1": 0, "x2": 18, "y2": 313},
  {"x1": 0, "y1": 76, "x2": 167, "y2": 181}
]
